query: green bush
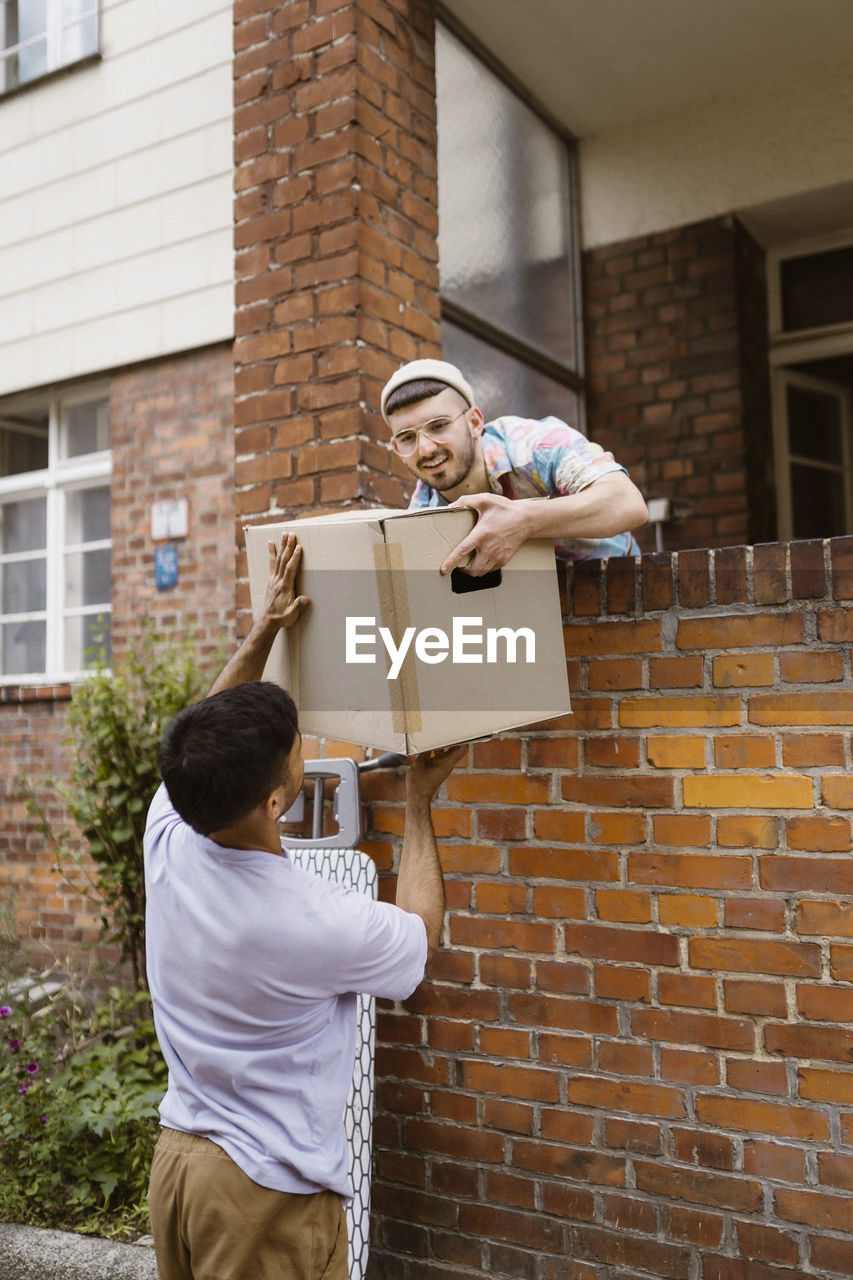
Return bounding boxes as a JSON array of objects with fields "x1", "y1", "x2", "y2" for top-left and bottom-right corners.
[
  {"x1": 0, "y1": 985, "x2": 167, "y2": 1238},
  {"x1": 28, "y1": 626, "x2": 213, "y2": 989},
  {"x1": 8, "y1": 626, "x2": 218, "y2": 1235}
]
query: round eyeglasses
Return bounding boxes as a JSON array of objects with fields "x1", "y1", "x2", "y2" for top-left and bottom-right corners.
[{"x1": 389, "y1": 409, "x2": 468, "y2": 457}]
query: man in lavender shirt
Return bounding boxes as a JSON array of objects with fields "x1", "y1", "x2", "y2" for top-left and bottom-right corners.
[{"x1": 145, "y1": 533, "x2": 463, "y2": 1280}]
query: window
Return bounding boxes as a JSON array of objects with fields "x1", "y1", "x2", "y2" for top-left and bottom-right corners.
[
  {"x1": 0, "y1": 387, "x2": 110, "y2": 681},
  {"x1": 435, "y1": 18, "x2": 583, "y2": 426},
  {"x1": 768, "y1": 231, "x2": 853, "y2": 539},
  {"x1": 1, "y1": 0, "x2": 99, "y2": 95}
]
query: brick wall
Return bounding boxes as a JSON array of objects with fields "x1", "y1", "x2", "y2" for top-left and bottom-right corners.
[
  {"x1": 584, "y1": 216, "x2": 776, "y2": 555},
  {"x1": 1, "y1": 344, "x2": 235, "y2": 966},
  {"x1": 363, "y1": 538, "x2": 853, "y2": 1279},
  {"x1": 232, "y1": 0, "x2": 440, "y2": 630},
  {"x1": 110, "y1": 344, "x2": 236, "y2": 663}
]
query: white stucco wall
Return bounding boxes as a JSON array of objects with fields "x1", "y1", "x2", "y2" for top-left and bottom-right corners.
[
  {"x1": 579, "y1": 54, "x2": 853, "y2": 249},
  {"x1": 0, "y1": 0, "x2": 233, "y2": 398}
]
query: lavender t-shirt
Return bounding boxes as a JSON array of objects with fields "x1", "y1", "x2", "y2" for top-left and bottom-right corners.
[{"x1": 144, "y1": 783, "x2": 426, "y2": 1197}]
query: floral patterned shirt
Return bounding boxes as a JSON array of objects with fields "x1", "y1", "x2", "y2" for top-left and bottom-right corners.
[{"x1": 408, "y1": 415, "x2": 640, "y2": 560}]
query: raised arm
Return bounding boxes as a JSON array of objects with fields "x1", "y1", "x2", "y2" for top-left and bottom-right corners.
[
  {"x1": 208, "y1": 532, "x2": 308, "y2": 697},
  {"x1": 395, "y1": 745, "x2": 467, "y2": 960}
]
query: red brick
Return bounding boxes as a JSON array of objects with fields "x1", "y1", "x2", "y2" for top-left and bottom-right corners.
[
  {"x1": 632, "y1": 1009, "x2": 754, "y2": 1052},
  {"x1": 782, "y1": 732, "x2": 844, "y2": 766},
  {"x1": 666, "y1": 1205, "x2": 724, "y2": 1247},
  {"x1": 634, "y1": 1160, "x2": 762, "y2": 1212},
  {"x1": 672, "y1": 1126, "x2": 734, "y2": 1169},
  {"x1": 723, "y1": 980, "x2": 788, "y2": 1017},
  {"x1": 649, "y1": 655, "x2": 703, "y2": 688},
  {"x1": 689, "y1": 936, "x2": 820, "y2": 977}
]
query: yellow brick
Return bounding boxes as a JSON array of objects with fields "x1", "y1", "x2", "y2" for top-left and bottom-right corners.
[
  {"x1": 659, "y1": 894, "x2": 719, "y2": 928},
  {"x1": 620, "y1": 695, "x2": 740, "y2": 728},
  {"x1": 713, "y1": 653, "x2": 775, "y2": 688},
  {"x1": 683, "y1": 774, "x2": 813, "y2": 810},
  {"x1": 647, "y1": 736, "x2": 707, "y2": 769}
]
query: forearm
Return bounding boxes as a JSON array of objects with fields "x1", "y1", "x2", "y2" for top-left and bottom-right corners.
[
  {"x1": 208, "y1": 532, "x2": 307, "y2": 698},
  {"x1": 396, "y1": 790, "x2": 445, "y2": 960},
  {"x1": 522, "y1": 475, "x2": 648, "y2": 542},
  {"x1": 207, "y1": 617, "x2": 281, "y2": 697}
]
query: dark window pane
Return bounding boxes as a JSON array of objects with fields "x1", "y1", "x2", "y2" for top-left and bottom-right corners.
[
  {"x1": 787, "y1": 385, "x2": 843, "y2": 463},
  {"x1": 0, "y1": 425, "x2": 49, "y2": 475},
  {"x1": 790, "y1": 463, "x2": 847, "y2": 539},
  {"x1": 782, "y1": 245, "x2": 853, "y2": 332}
]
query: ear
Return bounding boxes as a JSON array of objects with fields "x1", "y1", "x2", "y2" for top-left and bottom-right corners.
[
  {"x1": 262, "y1": 787, "x2": 285, "y2": 822},
  {"x1": 468, "y1": 406, "x2": 485, "y2": 437}
]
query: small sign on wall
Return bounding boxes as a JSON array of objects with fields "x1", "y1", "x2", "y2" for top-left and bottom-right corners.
[
  {"x1": 155, "y1": 543, "x2": 179, "y2": 591},
  {"x1": 151, "y1": 498, "x2": 188, "y2": 541}
]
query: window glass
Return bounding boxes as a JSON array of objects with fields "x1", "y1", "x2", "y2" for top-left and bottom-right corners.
[
  {"x1": 65, "y1": 484, "x2": 110, "y2": 543},
  {"x1": 1, "y1": 0, "x2": 97, "y2": 93},
  {"x1": 64, "y1": 546, "x2": 110, "y2": 607},
  {"x1": 2, "y1": 559, "x2": 46, "y2": 613},
  {"x1": 65, "y1": 613, "x2": 109, "y2": 671},
  {"x1": 2, "y1": 619, "x2": 46, "y2": 675},
  {"x1": 2, "y1": 496, "x2": 47, "y2": 554},
  {"x1": 0, "y1": 407, "x2": 49, "y2": 476},
  {"x1": 790, "y1": 464, "x2": 846, "y2": 540},
  {"x1": 64, "y1": 397, "x2": 109, "y2": 458},
  {"x1": 442, "y1": 320, "x2": 580, "y2": 427},
  {"x1": 0, "y1": 389, "x2": 110, "y2": 681},
  {"x1": 60, "y1": 0, "x2": 97, "y2": 62},
  {"x1": 781, "y1": 245, "x2": 853, "y2": 333},
  {"x1": 436, "y1": 24, "x2": 578, "y2": 370},
  {"x1": 787, "y1": 385, "x2": 842, "y2": 463}
]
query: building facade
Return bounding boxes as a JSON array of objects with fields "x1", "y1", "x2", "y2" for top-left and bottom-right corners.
[{"x1": 3, "y1": 0, "x2": 853, "y2": 1273}]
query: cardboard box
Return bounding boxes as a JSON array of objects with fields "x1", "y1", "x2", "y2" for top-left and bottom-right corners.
[{"x1": 245, "y1": 505, "x2": 571, "y2": 753}]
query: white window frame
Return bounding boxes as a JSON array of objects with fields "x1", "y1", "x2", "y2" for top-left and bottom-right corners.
[
  {"x1": 0, "y1": 0, "x2": 99, "y2": 96},
  {"x1": 768, "y1": 228, "x2": 853, "y2": 539},
  {"x1": 0, "y1": 384, "x2": 111, "y2": 684},
  {"x1": 771, "y1": 367, "x2": 853, "y2": 543},
  {"x1": 768, "y1": 227, "x2": 853, "y2": 353}
]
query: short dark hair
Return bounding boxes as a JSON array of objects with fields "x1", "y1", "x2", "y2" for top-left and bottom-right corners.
[
  {"x1": 384, "y1": 378, "x2": 456, "y2": 417},
  {"x1": 158, "y1": 682, "x2": 299, "y2": 835}
]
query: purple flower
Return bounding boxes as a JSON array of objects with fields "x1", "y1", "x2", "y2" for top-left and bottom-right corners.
[
  {"x1": 9, "y1": 1039, "x2": 21, "y2": 1051},
  {"x1": 0, "y1": 1006, "x2": 11, "y2": 1017},
  {"x1": 17, "y1": 1083, "x2": 28, "y2": 1095},
  {"x1": 25, "y1": 1062, "x2": 39, "y2": 1074}
]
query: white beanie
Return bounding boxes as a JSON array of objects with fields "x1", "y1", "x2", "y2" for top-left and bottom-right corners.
[{"x1": 380, "y1": 359, "x2": 475, "y2": 422}]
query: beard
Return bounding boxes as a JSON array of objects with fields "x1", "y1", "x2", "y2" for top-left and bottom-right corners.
[{"x1": 413, "y1": 429, "x2": 478, "y2": 493}]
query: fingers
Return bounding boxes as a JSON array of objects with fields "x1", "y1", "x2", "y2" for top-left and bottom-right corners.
[
  {"x1": 440, "y1": 540, "x2": 475, "y2": 576},
  {"x1": 268, "y1": 532, "x2": 301, "y2": 574}
]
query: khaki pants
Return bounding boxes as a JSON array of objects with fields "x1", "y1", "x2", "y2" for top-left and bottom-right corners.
[{"x1": 148, "y1": 1128, "x2": 349, "y2": 1280}]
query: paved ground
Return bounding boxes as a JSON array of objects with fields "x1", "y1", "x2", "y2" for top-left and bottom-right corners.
[{"x1": 0, "y1": 1224, "x2": 158, "y2": 1280}]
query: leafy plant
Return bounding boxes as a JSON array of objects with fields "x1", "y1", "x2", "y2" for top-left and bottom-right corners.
[
  {"x1": 27, "y1": 627, "x2": 213, "y2": 989},
  {"x1": 0, "y1": 983, "x2": 166, "y2": 1237}
]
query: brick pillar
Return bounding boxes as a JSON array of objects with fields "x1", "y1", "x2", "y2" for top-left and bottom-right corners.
[{"x1": 233, "y1": 0, "x2": 440, "y2": 625}]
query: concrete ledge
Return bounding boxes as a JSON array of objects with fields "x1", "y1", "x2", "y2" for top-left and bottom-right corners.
[{"x1": 0, "y1": 1224, "x2": 157, "y2": 1280}]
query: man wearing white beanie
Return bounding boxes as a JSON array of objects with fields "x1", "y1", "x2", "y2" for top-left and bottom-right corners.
[{"x1": 380, "y1": 358, "x2": 648, "y2": 577}]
